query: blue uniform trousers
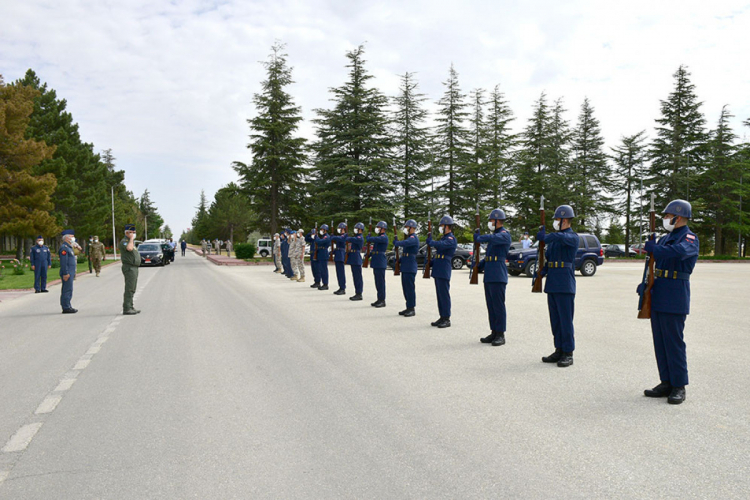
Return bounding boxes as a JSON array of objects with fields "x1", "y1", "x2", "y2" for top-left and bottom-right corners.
[
  {"x1": 60, "y1": 278, "x2": 74, "y2": 310},
  {"x1": 373, "y1": 268, "x2": 386, "y2": 301},
  {"x1": 484, "y1": 282, "x2": 506, "y2": 332},
  {"x1": 434, "y1": 278, "x2": 451, "y2": 318},
  {"x1": 283, "y1": 257, "x2": 293, "y2": 277},
  {"x1": 34, "y1": 267, "x2": 48, "y2": 291},
  {"x1": 318, "y1": 260, "x2": 329, "y2": 285},
  {"x1": 335, "y1": 261, "x2": 346, "y2": 290},
  {"x1": 310, "y1": 259, "x2": 320, "y2": 284},
  {"x1": 350, "y1": 265, "x2": 363, "y2": 294},
  {"x1": 547, "y1": 293, "x2": 575, "y2": 352},
  {"x1": 401, "y1": 272, "x2": 416, "y2": 309},
  {"x1": 651, "y1": 311, "x2": 689, "y2": 387}
]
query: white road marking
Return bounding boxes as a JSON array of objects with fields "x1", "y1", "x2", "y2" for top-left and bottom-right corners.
[
  {"x1": 54, "y1": 379, "x2": 76, "y2": 392},
  {"x1": 0, "y1": 470, "x2": 8, "y2": 485},
  {"x1": 94, "y1": 336, "x2": 109, "y2": 345},
  {"x1": 34, "y1": 395, "x2": 62, "y2": 414},
  {"x1": 2, "y1": 423, "x2": 43, "y2": 452},
  {"x1": 86, "y1": 345, "x2": 101, "y2": 355},
  {"x1": 73, "y1": 359, "x2": 90, "y2": 370}
]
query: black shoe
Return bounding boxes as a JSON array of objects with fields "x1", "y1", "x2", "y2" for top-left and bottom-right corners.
[
  {"x1": 492, "y1": 332, "x2": 506, "y2": 346},
  {"x1": 644, "y1": 382, "x2": 672, "y2": 398},
  {"x1": 371, "y1": 301, "x2": 380, "y2": 307},
  {"x1": 310, "y1": 283, "x2": 320, "y2": 288},
  {"x1": 35, "y1": 290, "x2": 41, "y2": 294},
  {"x1": 667, "y1": 386, "x2": 686, "y2": 405},
  {"x1": 437, "y1": 318, "x2": 451, "y2": 328},
  {"x1": 431, "y1": 318, "x2": 444, "y2": 327},
  {"x1": 41, "y1": 290, "x2": 49, "y2": 293},
  {"x1": 62, "y1": 308, "x2": 78, "y2": 314},
  {"x1": 542, "y1": 349, "x2": 563, "y2": 363},
  {"x1": 333, "y1": 289, "x2": 346, "y2": 295},
  {"x1": 318, "y1": 285, "x2": 329, "y2": 291},
  {"x1": 373, "y1": 301, "x2": 386, "y2": 308},
  {"x1": 402, "y1": 308, "x2": 415, "y2": 317},
  {"x1": 123, "y1": 309, "x2": 138, "y2": 315},
  {"x1": 350, "y1": 294, "x2": 363, "y2": 301},
  {"x1": 480, "y1": 331, "x2": 497, "y2": 344},
  {"x1": 557, "y1": 353, "x2": 574, "y2": 367}
]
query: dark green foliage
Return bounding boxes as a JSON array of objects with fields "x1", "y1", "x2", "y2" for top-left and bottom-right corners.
[
  {"x1": 207, "y1": 182, "x2": 254, "y2": 243},
  {"x1": 139, "y1": 189, "x2": 164, "y2": 240},
  {"x1": 484, "y1": 85, "x2": 516, "y2": 208},
  {"x1": 235, "y1": 243, "x2": 256, "y2": 259},
  {"x1": 611, "y1": 131, "x2": 648, "y2": 249},
  {"x1": 192, "y1": 190, "x2": 210, "y2": 240}
]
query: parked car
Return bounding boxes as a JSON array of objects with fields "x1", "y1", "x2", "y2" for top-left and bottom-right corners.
[
  {"x1": 506, "y1": 233, "x2": 604, "y2": 277},
  {"x1": 138, "y1": 243, "x2": 167, "y2": 267},
  {"x1": 385, "y1": 244, "x2": 471, "y2": 270},
  {"x1": 605, "y1": 244, "x2": 637, "y2": 258},
  {"x1": 630, "y1": 243, "x2": 648, "y2": 255},
  {"x1": 257, "y1": 238, "x2": 273, "y2": 257}
]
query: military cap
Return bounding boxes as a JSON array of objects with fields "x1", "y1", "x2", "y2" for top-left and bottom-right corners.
[
  {"x1": 61, "y1": 229, "x2": 75, "y2": 236},
  {"x1": 124, "y1": 224, "x2": 136, "y2": 231}
]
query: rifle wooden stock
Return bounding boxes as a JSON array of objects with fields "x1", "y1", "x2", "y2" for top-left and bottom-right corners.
[
  {"x1": 470, "y1": 211, "x2": 481, "y2": 285},
  {"x1": 531, "y1": 209, "x2": 546, "y2": 293},
  {"x1": 344, "y1": 235, "x2": 350, "y2": 264},
  {"x1": 422, "y1": 219, "x2": 432, "y2": 279},
  {"x1": 393, "y1": 220, "x2": 401, "y2": 276},
  {"x1": 329, "y1": 221, "x2": 335, "y2": 262},
  {"x1": 363, "y1": 222, "x2": 373, "y2": 268},
  {"x1": 638, "y1": 209, "x2": 657, "y2": 319}
]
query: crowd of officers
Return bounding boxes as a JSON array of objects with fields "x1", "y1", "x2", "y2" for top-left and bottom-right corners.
[
  {"x1": 270, "y1": 199, "x2": 698, "y2": 405},
  {"x1": 200, "y1": 238, "x2": 233, "y2": 257}
]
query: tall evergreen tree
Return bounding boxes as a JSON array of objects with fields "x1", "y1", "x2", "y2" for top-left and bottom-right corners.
[
  {"x1": 547, "y1": 98, "x2": 574, "y2": 209},
  {"x1": 310, "y1": 45, "x2": 394, "y2": 223},
  {"x1": 461, "y1": 88, "x2": 489, "y2": 218},
  {"x1": 139, "y1": 189, "x2": 164, "y2": 240},
  {"x1": 192, "y1": 190, "x2": 210, "y2": 239},
  {"x1": 391, "y1": 72, "x2": 433, "y2": 220},
  {"x1": 611, "y1": 131, "x2": 648, "y2": 250},
  {"x1": 233, "y1": 43, "x2": 307, "y2": 235},
  {"x1": 207, "y1": 182, "x2": 255, "y2": 243},
  {"x1": 484, "y1": 85, "x2": 516, "y2": 208}
]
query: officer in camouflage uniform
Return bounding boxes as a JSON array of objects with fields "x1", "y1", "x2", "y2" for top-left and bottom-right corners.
[
  {"x1": 121, "y1": 224, "x2": 141, "y2": 315},
  {"x1": 294, "y1": 229, "x2": 306, "y2": 282},
  {"x1": 272, "y1": 233, "x2": 282, "y2": 273},
  {"x1": 90, "y1": 236, "x2": 106, "y2": 276}
]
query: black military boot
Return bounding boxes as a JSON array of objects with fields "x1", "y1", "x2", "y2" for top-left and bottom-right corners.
[
  {"x1": 480, "y1": 331, "x2": 497, "y2": 344},
  {"x1": 310, "y1": 283, "x2": 320, "y2": 288},
  {"x1": 492, "y1": 332, "x2": 506, "y2": 346},
  {"x1": 374, "y1": 301, "x2": 386, "y2": 308},
  {"x1": 437, "y1": 318, "x2": 451, "y2": 328},
  {"x1": 318, "y1": 284, "x2": 329, "y2": 291},
  {"x1": 402, "y1": 308, "x2": 415, "y2": 317},
  {"x1": 431, "y1": 318, "x2": 444, "y2": 327},
  {"x1": 542, "y1": 349, "x2": 563, "y2": 363},
  {"x1": 557, "y1": 352, "x2": 574, "y2": 367},
  {"x1": 399, "y1": 309, "x2": 408, "y2": 315},
  {"x1": 644, "y1": 382, "x2": 672, "y2": 398},
  {"x1": 349, "y1": 294, "x2": 363, "y2": 301},
  {"x1": 667, "y1": 386, "x2": 686, "y2": 405},
  {"x1": 333, "y1": 289, "x2": 346, "y2": 295}
]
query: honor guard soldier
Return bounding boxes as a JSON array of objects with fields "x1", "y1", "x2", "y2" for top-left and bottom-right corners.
[
  {"x1": 59, "y1": 229, "x2": 78, "y2": 314},
  {"x1": 640, "y1": 199, "x2": 698, "y2": 405},
  {"x1": 474, "y1": 209, "x2": 512, "y2": 345},
  {"x1": 536, "y1": 205, "x2": 578, "y2": 367},
  {"x1": 393, "y1": 219, "x2": 419, "y2": 317},
  {"x1": 280, "y1": 230, "x2": 292, "y2": 277},
  {"x1": 121, "y1": 224, "x2": 141, "y2": 315},
  {"x1": 30, "y1": 235, "x2": 52, "y2": 293},
  {"x1": 90, "y1": 236, "x2": 106, "y2": 276},
  {"x1": 304, "y1": 229, "x2": 320, "y2": 286},
  {"x1": 314, "y1": 224, "x2": 331, "y2": 290},
  {"x1": 346, "y1": 223, "x2": 365, "y2": 301},
  {"x1": 367, "y1": 220, "x2": 389, "y2": 307},
  {"x1": 331, "y1": 222, "x2": 348, "y2": 295},
  {"x1": 428, "y1": 216, "x2": 457, "y2": 328}
]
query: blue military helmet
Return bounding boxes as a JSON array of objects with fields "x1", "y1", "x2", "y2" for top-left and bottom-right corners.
[
  {"x1": 439, "y1": 215, "x2": 454, "y2": 226},
  {"x1": 376, "y1": 220, "x2": 388, "y2": 229},
  {"x1": 320, "y1": 224, "x2": 329, "y2": 231},
  {"x1": 489, "y1": 209, "x2": 506, "y2": 221},
  {"x1": 663, "y1": 199, "x2": 692, "y2": 219},
  {"x1": 404, "y1": 219, "x2": 418, "y2": 228},
  {"x1": 354, "y1": 222, "x2": 365, "y2": 230},
  {"x1": 553, "y1": 205, "x2": 576, "y2": 219},
  {"x1": 338, "y1": 222, "x2": 347, "y2": 229}
]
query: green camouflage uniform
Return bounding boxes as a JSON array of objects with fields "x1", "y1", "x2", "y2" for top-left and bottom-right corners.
[{"x1": 120, "y1": 238, "x2": 140, "y2": 312}]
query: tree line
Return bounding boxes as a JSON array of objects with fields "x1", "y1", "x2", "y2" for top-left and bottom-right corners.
[
  {"x1": 203, "y1": 43, "x2": 748, "y2": 257},
  {"x1": 0, "y1": 70, "x2": 166, "y2": 259}
]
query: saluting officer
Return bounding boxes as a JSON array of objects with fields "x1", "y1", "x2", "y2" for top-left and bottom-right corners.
[
  {"x1": 304, "y1": 229, "x2": 320, "y2": 287},
  {"x1": 121, "y1": 224, "x2": 141, "y2": 315},
  {"x1": 427, "y1": 216, "x2": 457, "y2": 328},
  {"x1": 474, "y1": 209, "x2": 512, "y2": 345},
  {"x1": 393, "y1": 219, "x2": 419, "y2": 317},
  {"x1": 331, "y1": 222, "x2": 348, "y2": 295},
  {"x1": 273, "y1": 233, "x2": 282, "y2": 273},
  {"x1": 536, "y1": 205, "x2": 578, "y2": 367},
  {"x1": 367, "y1": 220, "x2": 389, "y2": 308},
  {"x1": 641, "y1": 199, "x2": 698, "y2": 405},
  {"x1": 346, "y1": 223, "x2": 365, "y2": 301},
  {"x1": 59, "y1": 229, "x2": 78, "y2": 314},
  {"x1": 30, "y1": 235, "x2": 52, "y2": 293},
  {"x1": 280, "y1": 230, "x2": 292, "y2": 277},
  {"x1": 314, "y1": 224, "x2": 331, "y2": 290}
]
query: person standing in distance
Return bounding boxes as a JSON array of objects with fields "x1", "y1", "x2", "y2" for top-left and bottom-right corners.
[
  {"x1": 475, "y1": 209, "x2": 512, "y2": 345},
  {"x1": 346, "y1": 223, "x2": 365, "y2": 301},
  {"x1": 180, "y1": 239, "x2": 187, "y2": 257},
  {"x1": 521, "y1": 232, "x2": 532, "y2": 249},
  {"x1": 314, "y1": 224, "x2": 331, "y2": 290},
  {"x1": 59, "y1": 229, "x2": 78, "y2": 314},
  {"x1": 640, "y1": 199, "x2": 698, "y2": 405},
  {"x1": 428, "y1": 216, "x2": 457, "y2": 328},
  {"x1": 304, "y1": 229, "x2": 319, "y2": 286},
  {"x1": 367, "y1": 221, "x2": 389, "y2": 308},
  {"x1": 272, "y1": 233, "x2": 282, "y2": 273},
  {"x1": 294, "y1": 229, "x2": 306, "y2": 282},
  {"x1": 536, "y1": 205, "x2": 578, "y2": 367},
  {"x1": 331, "y1": 222, "x2": 348, "y2": 295},
  {"x1": 121, "y1": 224, "x2": 141, "y2": 315},
  {"x1": 393, "y1": 219, "x2": 419, "y2": 317},
  {"x1": 30, "y1": 235, "x2": 52, "y2": 293}
]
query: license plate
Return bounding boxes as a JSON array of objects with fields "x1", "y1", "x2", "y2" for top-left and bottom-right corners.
[{"x1": 144, "y1": 259, "x2": 151, "y2": 263}]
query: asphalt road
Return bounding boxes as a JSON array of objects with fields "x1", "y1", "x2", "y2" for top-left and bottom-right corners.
[{"x1": 1, "y1": 253, "x2": 749, "y2": 499}]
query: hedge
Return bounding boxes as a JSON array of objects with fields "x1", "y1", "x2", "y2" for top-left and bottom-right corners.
[{"x1": 235, "y1": 243, "x2": 256, "y2": 259}]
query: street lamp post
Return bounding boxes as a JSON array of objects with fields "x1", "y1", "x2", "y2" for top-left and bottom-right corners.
[{"x1": 111, "y1": 186, "x2": 117, "y2": 260}]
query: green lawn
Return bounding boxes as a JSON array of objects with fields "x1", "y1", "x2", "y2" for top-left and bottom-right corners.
[{"x1": 0, "y1": 261, "x2": 103, "y2": 290}]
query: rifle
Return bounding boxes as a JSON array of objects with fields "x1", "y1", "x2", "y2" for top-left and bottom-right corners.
[
  {"x1": 313, "y1": 222, "x2": 318, "y2": 258},
  {"x1": 638, "y1": 194, "x2": 657, "y2": 319},
  {"x1": 422, "y1": 211, "x2": 432, "y2": 279},
  {"x1": 393, "y1": 216, "x2": 401, "y2": 276},
  {"x1": 470, "y1": 203, "x2": 481, "y2": 285},
  {"x1": 532, "y1": 195, "x2": 546, "y2": 293},
  {"x1": 363, "y1": 217, "x2": 373, "y2": 268},
  {"x1": 344, "y1": 219, "x2": 350, "y2": 264},
  {"x1": 329, "y1": 219, "x2": 335, "y2": 262}
]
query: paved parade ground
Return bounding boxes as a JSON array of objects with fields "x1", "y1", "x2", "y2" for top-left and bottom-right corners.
[{"x1": 1, "y1": 253, "x2": 749, "y2": 498}]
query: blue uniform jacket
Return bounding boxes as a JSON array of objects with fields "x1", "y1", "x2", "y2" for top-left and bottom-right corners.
[
  {"x1": 476, "y1": 228, "x2": 511, "y2": 283},
  {"x1": 345, "y1": 234, "x2": 363, "y2": 266},
  {"x1": 650, "y1": 225, "x2": 699, "y2": 315},
  {"x1": 314, "y1": 234, "x2": 331, "y2": 261},
  {"x1": 58, "y1": 242, "x2": 77, "y2": 277},
  {"x1": 367, "y1": 233, "x2": 389, "y2": 269},
  {"x1": 30, "y1": 245, "x2": 52, "y2": 268},
  {"x1": 430, "y1": 232, "x2": 457, "y2": 280},
  {"x1": 280, "y1": 239, "x2": 289, "y2": 258},
  {"x1": 394, "y1": 233, "x2": 419, "y2": 274},
  {"x1": 543, "y1": 228, "x2": 578, "y2": 294},
  {"x1": 331, "y1": 234, "x2": 348, "y2": 262},
  {"x1": 181, "y1": 241, "x2": 187, "y2": 250},
  {"x1": 305, "y1": 232, "x2": 317, "y2": 261}
]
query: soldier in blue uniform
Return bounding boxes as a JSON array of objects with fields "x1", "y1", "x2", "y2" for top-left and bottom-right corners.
[
  {"x1": 314, "y1": 224, "x2": 331, "y2": 290},
  {"x1": 58, "y1": 229, "x2": 78, "y2": 314},
  {"x1": 428, "y1": 216, "x2": 458, "y2": 328},
  {"x1": 393, "y1": 219, "x2": 419, "y2": 317},
  {"x1": 30, "y1": 235, "x2": 52, "y2": 293},
  {"x1": 536, "y1": 205, "x2": 578, "y2": 367},
  {"x1": 305, "y1": 228, "x2": 321, "y2": 288},
  {"x1": 640, "y1": 199, "x2": 698, "y2": 405},
  {"x1": 331, "y1": 222, "x2": 348, "y2": 295},
  {"x1": 367, "y1": 220, "x2": 389, "y2": 308},
  {"x1": 280, "y1": 230, "x2": 292, "y2": 278},
  {"x1": 474, "y1": 209, "x2": 512, "y2": 345},
  {"x1": 346, "y1": 222, "x2": 365, "y2": 301}
]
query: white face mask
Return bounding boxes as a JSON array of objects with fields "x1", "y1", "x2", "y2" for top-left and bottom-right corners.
[
  {"x1": 69, "y1": 237, "x2": 76, "y2": 244},
  {"x1": 402, "y1": 227, "x2": 410, "y2": 235},
  {"x1": 38, "y1": 240, "x2": 44, "y2": 246},
  {"x1": 319, "y1": 230, "x2": 325, "y2": 236},
  {"x1": 553, "y1": 220, "x2": 561, "y2": 231},
  {"x1": 487, "y1": 222, "x2": 495, "y2": 231},
  {"x1": 94, "y1": 238, "x2": 98, "y2": 242},
  {"x1": 374, "y1": 227, "x2": 380, "y2": 234},
  {"x1": 439, "y1": 226, "x2": 445, "y2": 234},
  {"x1": 337, "y1": 228, "x2": 342, "y2": 234},
  {"x1": 663, "y1": 217, "x2": 676, "y2": 232}
]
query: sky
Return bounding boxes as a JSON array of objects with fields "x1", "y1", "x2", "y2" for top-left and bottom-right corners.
[{"x1": 2, "y1": 0, "x2": 749, "y2": 234}]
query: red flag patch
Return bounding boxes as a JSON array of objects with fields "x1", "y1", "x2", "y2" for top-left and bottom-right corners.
[{"x1": 61, "y1": 250, "x2": 67, "y2": 255}]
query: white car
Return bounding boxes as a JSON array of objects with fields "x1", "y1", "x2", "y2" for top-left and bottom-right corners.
[{"x1": 256, "y1": 239, "x2": 273, "y2": 257}]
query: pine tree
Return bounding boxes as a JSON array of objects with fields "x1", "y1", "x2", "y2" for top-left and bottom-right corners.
[
  {"x1": 391, "y1": 72, "x2": 433, "y2": 221},
  {"x1": 484, "y1": 85, "x2": 515, "y2": 208},
  {"x1": 648, "y1": 65, "x2": 708, "y2": 208},
  {"x1": 547, "y1": 98, "x2": 574, "y2": 209},
  {"x1": 192, "y1": 190, "x2": 210, "y2": 239},
  {"x1": 310, "y1": 45, "x2": 394, "y2": 223},
  {"x1": 233, "y1": 43, "x2": 307, "y2": 235},
  {"x1": 207, "y1": 183, "x2": 255, "y2": 243},
  {"x1": 461, "y1": 88, "x2": 488, "y2": 218},
  {"x1": 139, "y1": 189, "x2": 164, "y2": 240},
  {"x1": 611, "y1": 131, "x2": 648, "y2": 250},
  {"x1": 433, "y1": 64, "x2": 470, "y2": 220}
]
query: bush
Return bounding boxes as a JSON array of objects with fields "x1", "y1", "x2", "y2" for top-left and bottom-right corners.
[
  {"x1": 51, "y1": 258, "x2": 60, "y2": 268},
  {"x1": 77, "y1": 255, "x2": 86, "y2": 264},
  {"x1": 11, "y1": 259, "x2": 25, "y2": 275},
  {"x1": 235, "y1": 243, "x2": 256, "y2": 259}
]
